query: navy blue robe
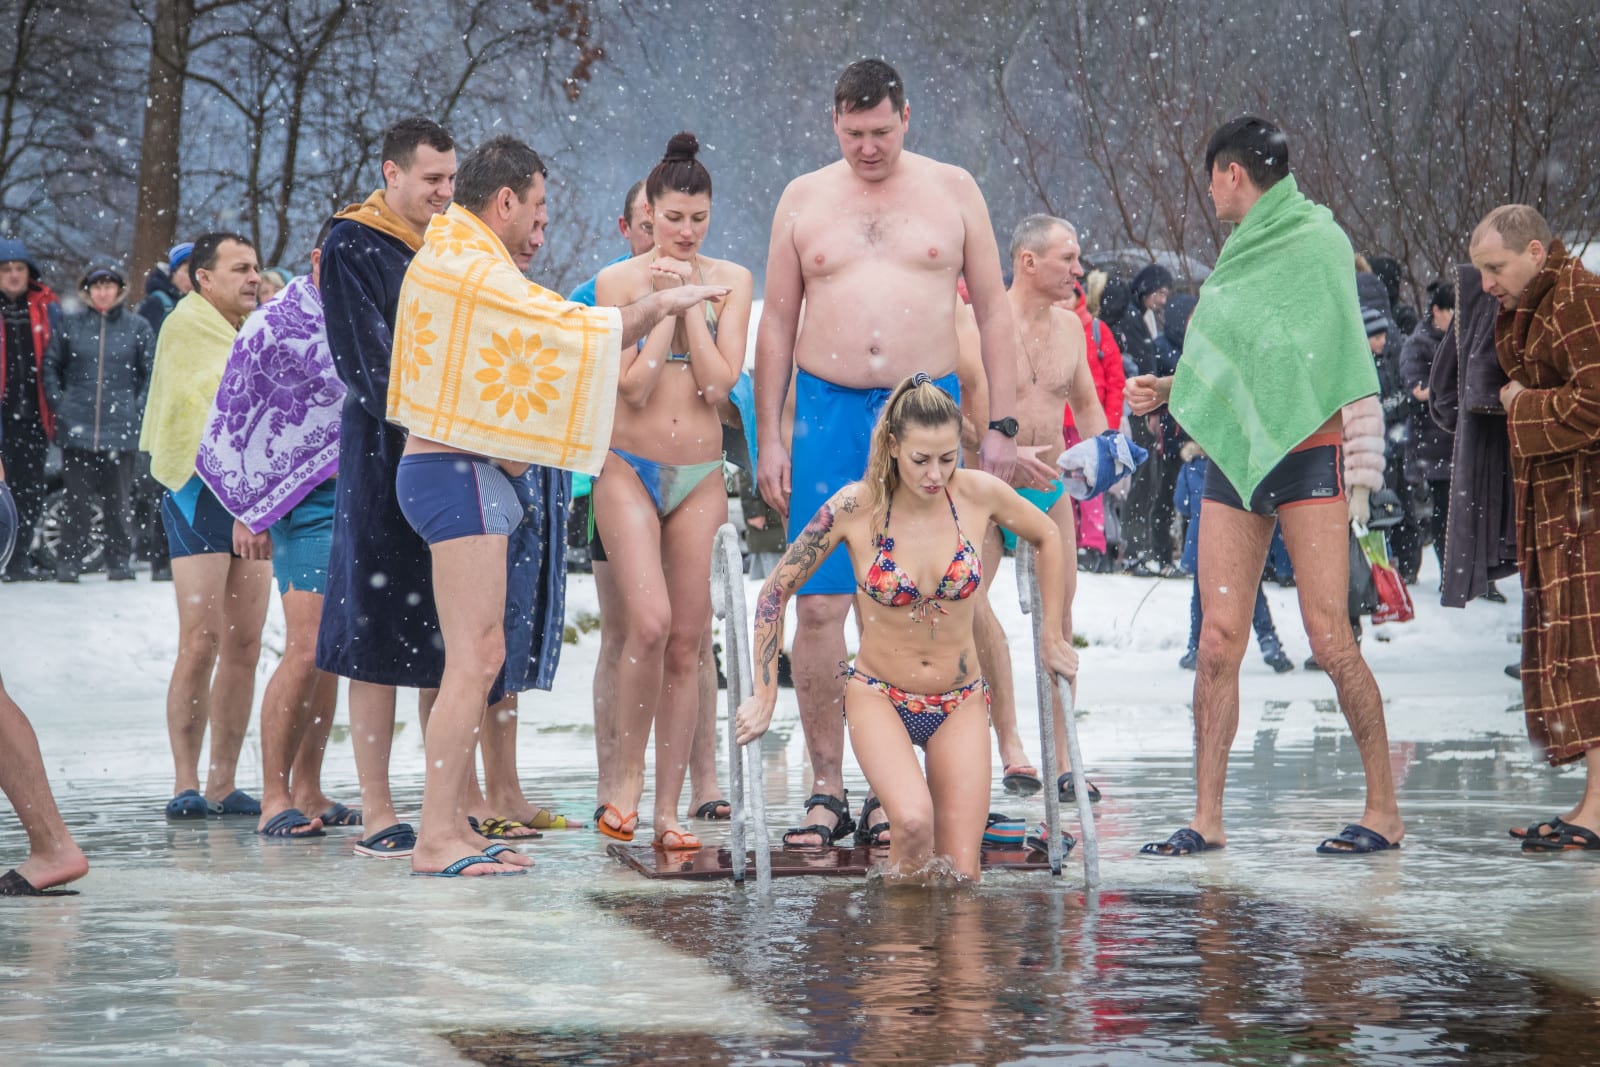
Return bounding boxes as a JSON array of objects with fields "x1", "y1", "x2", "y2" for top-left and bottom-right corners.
[{"x1": 314, "y1": 218, "x2": 444, "y2": 688}]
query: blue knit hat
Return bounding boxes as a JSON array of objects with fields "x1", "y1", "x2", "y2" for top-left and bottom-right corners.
[
  {"x1": 0, "y1": 237, "x2": 40, "y2": 281},
  {"x1": 168, "y1": 242, "x2": 195, "y2": 274},
  {"x1": 1361, "y1": 305, "x2": 1389, "y2": 337}
]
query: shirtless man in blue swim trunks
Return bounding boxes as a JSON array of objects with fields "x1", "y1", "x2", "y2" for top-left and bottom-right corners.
[
  {"x1": 982, "y1": 215, "x2": 1106, "y2": 803},
  {"x1": 755, "y1": 58, "x2": 1020, "y2": 848}
]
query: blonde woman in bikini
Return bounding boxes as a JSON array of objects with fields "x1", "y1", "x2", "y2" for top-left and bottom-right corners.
[
  {"x1": 736, "y1": 376, "x2": 1079, "y2": 880},
  {"x1": 592, "y1": 132, "x2": 753, "y2": 850}
]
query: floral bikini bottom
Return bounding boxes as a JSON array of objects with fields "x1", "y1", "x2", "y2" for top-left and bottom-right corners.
[{"x1": 840, "y1": 663, "x2": 990, "y2": 748}]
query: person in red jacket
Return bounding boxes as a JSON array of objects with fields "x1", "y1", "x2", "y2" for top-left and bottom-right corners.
[
  {"x1": 0, "y1": 238, "x2": 59, "y2": 582},
  {"x1": 1060, "y1": 278, "x2": 1123, "y2": 570}
]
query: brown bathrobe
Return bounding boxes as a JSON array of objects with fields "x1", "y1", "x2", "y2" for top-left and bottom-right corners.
[{"x1": 1497, "y1": 241, "x2": 1600, "y2": 765}]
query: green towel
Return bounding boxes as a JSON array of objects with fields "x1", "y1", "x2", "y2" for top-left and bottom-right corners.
[{"x1": 1169, "y1": 174, "x2": 1378, "y2": 502}]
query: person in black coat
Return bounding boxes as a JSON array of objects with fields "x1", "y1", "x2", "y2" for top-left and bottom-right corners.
[
  {"x1": 1398, "y1": 281, "x2": 1456, "y2": 580},
  {"x1": 43, "y1": 266, "x2": 155, "y2": 580},
  {"x1": 1115, "y1": 263, "x2": 1175, "y2": 571}
]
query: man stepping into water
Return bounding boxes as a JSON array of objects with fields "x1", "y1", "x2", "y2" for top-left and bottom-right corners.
[{"x1": 1126, "y1": 117, "x2": 1404, "y2": 857}]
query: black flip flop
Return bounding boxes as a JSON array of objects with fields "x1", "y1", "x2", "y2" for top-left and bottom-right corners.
[
  {"x1": 0, "y1": 869, "x2": 79, "y2": 897},
  {"x1": 1139, "y1": 827, "x2": 1222, "y2": 858},
  {"x1": 693, "y1": 800, "x2": 732, "y2": 820},
  {"x1": 1316, "y1": 823, "x2": 1400, "y2": 856}
]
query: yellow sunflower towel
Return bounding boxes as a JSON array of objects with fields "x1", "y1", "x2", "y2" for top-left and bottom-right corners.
[{"x1": 386, "y1": 204, "x2": 622, "y2": 475}]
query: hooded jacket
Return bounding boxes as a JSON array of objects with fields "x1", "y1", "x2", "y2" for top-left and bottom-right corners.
[
  {"x1": 1398, "y1": 318, "x2": 1453, "y2": 481},
  {"x1": 137, "y1": 267, "x2": 184, "y2": 335},
  {"x1": 45, "y1": 289, "x2": 156, "y2": 451},
  {"x1": 0, "y1": 238, "x2": 61, "y2": 439}
]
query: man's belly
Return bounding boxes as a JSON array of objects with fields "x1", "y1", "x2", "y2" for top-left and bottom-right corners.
[{"x1": 794, "y1": 273, "x2": 962, "y2": 389}]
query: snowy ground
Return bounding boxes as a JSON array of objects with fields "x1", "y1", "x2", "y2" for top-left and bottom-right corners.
[{"x1": 2, "y1": 553, "x2": 1597, "y2": 1064}]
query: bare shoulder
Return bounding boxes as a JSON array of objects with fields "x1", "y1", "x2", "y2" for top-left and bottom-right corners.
[
  {"x1": 1048, "y1": 306, "x2": 1085, "y2": 349},
  {"x1": 923, "y1": 156, "x2": 982, "y2": 201},
  {"x1": 701, "y1": 255, "x2": 754, "y2": 290},
  {"x1": 952, "y1": 467, "x2": 1008, "y2": 509},
  {"x1": 595, "y1": 253, "x2": 648, "y2": 296}
]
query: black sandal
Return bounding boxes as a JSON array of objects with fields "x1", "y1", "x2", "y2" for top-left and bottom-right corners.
[
  {"x1": 855, "y1": 794, "x2": 890, "y2": 848},
  {"x1": 782, "y1": 791, "x2": 855, "y2": 849}
]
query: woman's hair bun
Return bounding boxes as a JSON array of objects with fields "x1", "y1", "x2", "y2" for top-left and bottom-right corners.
[{"x1": 663, "y1": 132, "x2": 700, "y2": 163}]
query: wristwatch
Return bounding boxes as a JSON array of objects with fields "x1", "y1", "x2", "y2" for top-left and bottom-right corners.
[{"x1": 987, "y1": 417, "x2": 1020, "y2": 438}]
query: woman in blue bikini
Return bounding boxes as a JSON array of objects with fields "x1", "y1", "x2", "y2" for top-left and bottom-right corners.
[
  {"x1": 592, "y1": 132, "x2": 753, "y2": 850},
  {"x1": 736, "y1": 375, "x2": 1078, "y2": 880}
]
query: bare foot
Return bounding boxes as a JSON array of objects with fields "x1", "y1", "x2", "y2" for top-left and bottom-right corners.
[
  {"x1": 15, "y1": 843, "x2": 89, "y2": 892},
  {"x1": 411, "y1": 834, "x2": 523, "y2": 876},
  {"x1": 482, "y1": 844, "x2": 535, "y2": 868},
  {"x1": 256, "y1": 806, "x2": 325, "y2": 837}
]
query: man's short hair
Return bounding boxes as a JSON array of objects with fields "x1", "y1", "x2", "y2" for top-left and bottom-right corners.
[
  {"x1": 1009, "y1": 214, "x2": 1075, "y2": 262},
  {"x1": 622, "y1": 180, "x2": 646, "y2": 226},
  {"x1": 188, "y1": 231, "x2": 254, "y2": 287},
  {"x1": 453, "y1": 136, "x2": 548, "y2": 215},
  {"x1": 1471, "y1": 205, "x2": 1552, "y2": 252},
  {"x1": 834, "y1": 58, "x2": 905, "y2": 115},
  {"x1": 1204, "y1": 116, "x2": 1290, "y2": 190},
  {"x1": 381, "y1": 116, "x2": 454, "y2": 172}
]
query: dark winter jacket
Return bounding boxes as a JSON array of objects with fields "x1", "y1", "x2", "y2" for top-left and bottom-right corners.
[
  {"x1": 1356, "y1": 271, "x2": 1392, "y2": 323},
  {"x1": 136, "y1": 267, "x2": 183, "y2": 336},
  {"x1": 1150, "y1": 294, "x2": 1195, "y2": 454},
  {"x1": 0, "y1": 238, "x2": 61, "y2": 440},
  {"x1": 1173, "y1": 450, "x2": 1207, "y2": 574},
  {"x1": 1428, "y1": 263, "x2": 1518, "y2": 607},
  {"x1": 1373, "y1": 347, "x2": 1408, "y2": 490},
  {"x1": 1098, "y1": 278, "x2": 1151, "y2": 378},
  {"x1": 1397, "y1": 319, "x2": 1453, "y2": 482},
  {"x1": 44, "y1": 301, "x2": 155, "y2": 451}
]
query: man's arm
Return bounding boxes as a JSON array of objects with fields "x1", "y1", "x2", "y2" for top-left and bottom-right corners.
[
  {"x1": 616, "y1": 285, "x2": 729, "y2": 350},
  {"x1": 1503, "y1": 296, "x2": 1600, "y2": 458},
  {"x1": 41, "y1": 326, "x2": 66, "y2": 415},
  {"x1": 953, "y1": 170, "x2": 1017, "y2": 479},
  {"x1": 754, "y1": 179, "x2": 807, "y2": 515}
]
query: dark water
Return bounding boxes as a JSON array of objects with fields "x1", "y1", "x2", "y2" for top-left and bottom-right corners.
[{"x1": 444, "y1": 882, "x2": 1598, "y2": 1066}]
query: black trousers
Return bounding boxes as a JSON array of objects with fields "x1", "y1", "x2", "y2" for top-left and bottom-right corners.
[
  {"x1": 61, "y1": 447, "x2": 135, "y2": 572},
  {"x1": 131, "y1": 455, "x2": 169, "y2": 566},
  {"x1": 0, "y1": 415, "x2": 48, "y2": 574},
  {"x1": 1427, "y1": 478, "x2": 1451, "y2": 576}
]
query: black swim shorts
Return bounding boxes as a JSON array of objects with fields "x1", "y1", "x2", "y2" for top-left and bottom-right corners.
[{"x1": 1202, "y1": 433, "x2": 1344, "y2": 517}]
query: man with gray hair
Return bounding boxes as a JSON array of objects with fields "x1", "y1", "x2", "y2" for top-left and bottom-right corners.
[{"x1": 974, "y1": 214, "x2": 1107, "y2": 801}]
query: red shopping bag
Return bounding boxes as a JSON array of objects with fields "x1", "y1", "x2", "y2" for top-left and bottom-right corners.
[{"x1": 1359, "y1": 529, "x2": 1414, "y2": 625}]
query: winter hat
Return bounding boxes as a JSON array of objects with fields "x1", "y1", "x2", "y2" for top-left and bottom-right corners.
[
  {"x1": 1361, "y1": 305, "x2": 1388, "y2": 337},
  {"x1": 81, "y1": 265, "x2": 126, "y2": 291},
  {"x1": 0, "y1": 237, "x2": 40, "y2": 281},
  {"x1": 168, "y1": 242, "x2": 195, "y2": 274}
]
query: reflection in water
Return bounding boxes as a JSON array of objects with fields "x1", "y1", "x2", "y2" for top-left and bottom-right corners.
[{"x1": 447, "y1": 882, "x2": 1599, "y2": 1065}]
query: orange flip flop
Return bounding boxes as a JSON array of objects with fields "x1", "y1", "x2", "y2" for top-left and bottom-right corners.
[
  {"x1": 595, "y1": 803, "x2": 638, "y2": 842},
  {"x1": 653, "y1": 828, "x2": 702, "y2": 851}
]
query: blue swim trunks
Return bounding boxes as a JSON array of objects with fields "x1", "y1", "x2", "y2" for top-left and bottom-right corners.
[
  {"x1": 999, "y1": 478, "x2": 1068, "y2": 551},
  {"x1": 396, "y1": 454, "x2": 524, "y2": 546},
  {"x1": 787, "y1": 368, "x2": 960, "y2": 595},
  {"x1": 161, "y1": 476, "x2": 236, "y2": 558},
  {"x1": 269, "y1": 479, "x2": 337, "y2": 595}
]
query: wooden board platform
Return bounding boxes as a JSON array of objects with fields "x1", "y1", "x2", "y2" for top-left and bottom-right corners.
[{"x1": 606, "y1": 843, "x2": 1057, "y2": 880}]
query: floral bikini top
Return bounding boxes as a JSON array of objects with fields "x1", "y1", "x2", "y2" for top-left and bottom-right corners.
[{"x1": 860, "y1": 490, "x2": 982, "y2": 624}]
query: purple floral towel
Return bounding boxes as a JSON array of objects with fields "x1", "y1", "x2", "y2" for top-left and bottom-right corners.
[{"x1": 197, "y1": 276, "x2": 345, "y2": 533}]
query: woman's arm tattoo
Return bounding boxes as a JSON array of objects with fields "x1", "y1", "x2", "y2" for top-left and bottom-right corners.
[{"x1": 753, "y1": 500, "x2": 845, "y2": 685}]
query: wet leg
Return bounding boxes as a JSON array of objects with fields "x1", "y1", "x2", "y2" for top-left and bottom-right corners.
[
  {"x1": 845, "y1": 682, "x2": 935, "y2": 877},
  {"x1": 348, "y1": 681, "x2": 400, "y2": 832},
  {"x1": 258, "y1": 588, "x2": 327, "y2": 834},
  {"x1": 975, "y1": 523, "x2": 1034, "y2": 778},
  {"x1": 1189, "y1": 501, "x2": 1275, "y2": 846},
  {"x1": 652, "y1": 474, "x2": 725, "y2": 839},
  {"x1": 687, "y1": 615, "x2": 727, "y2": 817},
  {"x1": 790, "y1": 593, "x2": 852, "y2": 844},
  {"x1": 288, "y1": 670, "x2": 340, "y2": 816},
  {"x1": 202, "y1": 558, "x2": 270, "y2": 801},
  {"x1": 412, "y1": 533, "x2": 520, "y2": 875},
  {"x1": 591, "y1": 559, "x2": 624, "y2": 812},
  {"x1": 1280, "y1": 501, "x2": 1403, "y2": 846},
  {"x1": 1044, "y1": 498, "x2": 1082, "y2": 766},
  {"x1": 0, "y1": 672, "x2": 87, "y2": 890},
  {"x1": 924, "y1": 688, "x2": 996, "y2": 880},
  {"x1": 166, "y1": 554, "x2": 229, "y2": 795}
]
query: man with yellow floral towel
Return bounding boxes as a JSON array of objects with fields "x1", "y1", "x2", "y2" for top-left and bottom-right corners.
[
  {"x1": 1126, "y1": 117, "x2": 1403, "y2": 860},
  {"x1": 387, "y1": 136, "x2": 728, "y2": 877}
]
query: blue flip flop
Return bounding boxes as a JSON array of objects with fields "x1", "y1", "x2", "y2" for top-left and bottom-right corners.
[
  {"x1": 165, "y1": 789, "x2": 208, "y2": 819},
  {"x1": 481, "y1": 843, "x2": 523, "y2": 861},
  {"x1": 209, "y1": 789, "x2": 261, "y2": 816},
  {"x1": 353, "y1": 823, "x2": 416, "y2": 859},
  {"x1": 412, "y1": 854, "x2": 527, "y2": 878},
  {"x1": 318, "y1": 803, "x2": 363, "y2": 828},
  {"x1": 1026, "y1": 825, "x2": 1077, "y2": 855},
  {"x1": 1316, "y1": 824, "x2": 1400, "y2": 856},
  {"x1": 1139, "y1": 827, "x2": 1222, "y2": 857},
  {"x1": 258, "y1": 808, "x2": 326, "y2": 839}
]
